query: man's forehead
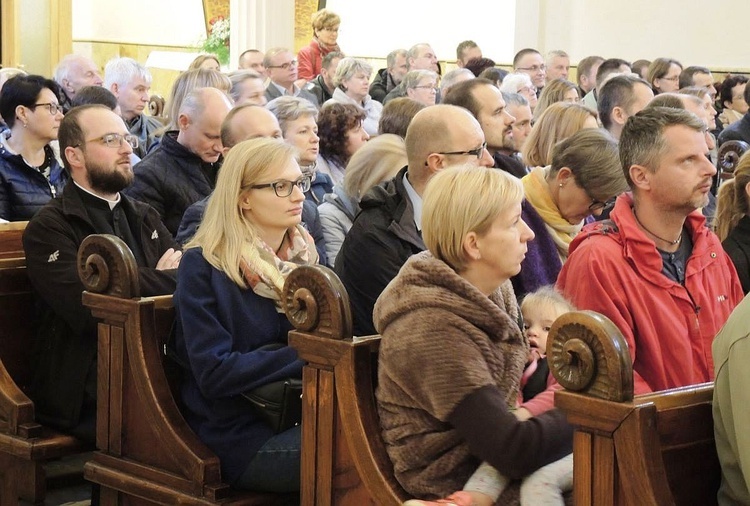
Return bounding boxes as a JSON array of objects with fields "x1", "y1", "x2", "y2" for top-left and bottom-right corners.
[
  {"x1": 519, "y1": 53, "x2": 542, "y2": 65},
  {"x1": 271, "y1": 52, "x2": 292, "y2": 63},
  {"x1": 417, "y1": 46, "x2": 434, "y2": 57},
  {"x1": 81, "y1": 108, "x2": 128, "y2": 135}
]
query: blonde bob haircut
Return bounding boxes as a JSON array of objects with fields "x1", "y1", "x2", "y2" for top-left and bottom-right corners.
[
  {"x1": 160, "y1": 69, "x2": 231, "y2": 134},
  {"x1": 715, "y1": 151, "x2": 750, "y2": 242},
  {"x1": 312, "y1": 9, "x2": 340, "y2": 32},
  {"x1": 533, "y1": 78, "x2": 579, "y2": 121},
  {"x1": 343, "y1": 133, "x2": 406, "y2": 200},
  {"x1": 423, "y1": 164, "x2": 524, "y2": 272},
  {"x1": 186, "y1": 138, "x2": 297, "y2": 288},
  {"x1": 522, "y1": 102, "x2": 597, "y2": 167}
]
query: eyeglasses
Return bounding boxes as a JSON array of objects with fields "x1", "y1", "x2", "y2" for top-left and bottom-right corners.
[
  {"x1": 414, "y1": 85, "x2": 438, "y2": 92},
  {"x1": 588, "y1": 196, "x2": 615, "y2": 212},
  {"x1": 517, "y1": 64, "x2": 546, "y2": 73},
  {"x1": 518, "y1": 85, "x2": 538, "y2": 95},
  {"x1": 249, "y1": 175, "x2": 312, "y2": 197},
  {"x1": 267, "y1": 59, "x2": 298, "y2": 70},
  {"x1": 29, "y1": 102, "x2": 63, "y2": 115},
  {"x1": 436, "y1": 141, "x2": 487, "y2": 159},
  {"x1": 76, "y1": 133, "x2": 139, "y2": 149}
]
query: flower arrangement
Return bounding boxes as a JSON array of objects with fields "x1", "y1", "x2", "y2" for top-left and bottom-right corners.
[{"x1": 199, "y1": 16, "x2": 230, "y2": 65}]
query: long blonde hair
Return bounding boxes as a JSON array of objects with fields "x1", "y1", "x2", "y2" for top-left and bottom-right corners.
[
  {"x1": 715, "y1": 152, "x2": 750, "y2": 241},
  {"x1": 343, "y1": 134, "x2": 406, "y2": 200},
  {"x1": 186, "y1": 138, "x2": 297, "y2": 287}
]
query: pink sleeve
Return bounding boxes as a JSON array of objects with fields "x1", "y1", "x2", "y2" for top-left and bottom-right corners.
[{"x1": 521, "y1": 376, "x2": 561, "y2": 416}]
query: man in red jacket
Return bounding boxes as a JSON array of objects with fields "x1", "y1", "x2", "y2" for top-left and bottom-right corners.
[{"x1": 557, "y1": 106, "x2": 743, "y2": 394}]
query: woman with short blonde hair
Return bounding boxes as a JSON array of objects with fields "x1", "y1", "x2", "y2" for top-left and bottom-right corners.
[
  {"x1": 176, "y1": 137, "x2": 318, "y2": 492},
  {"x1": 297, "y1": 8, "x2": 342, "y2": 83},
  {"x1": 318, "y1": 134, "x2": 405, "y2": 264},
  {"x1": 188, "y1": 54, "x2": 221, "y2": 72},
  {"x1": 522, "y1": 101, "x2": 598, "y2": 168},
  {"x1": 374, "y1": 165, "x2": 573, "y2": 503}
]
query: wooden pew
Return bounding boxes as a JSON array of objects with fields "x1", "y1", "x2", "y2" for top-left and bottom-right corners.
[
  {"x1": 281, "y1": 264, "x2": 408, "y2": 506},
  {"x1": 78, "y1": 234, "x2": 292, "y2": 505},
  {"x1": 548, "y1": 310, "x2": 719, "y2": 506},
  {"x1": 0, "y1": 221, "x2": 88, "y2": 505}
]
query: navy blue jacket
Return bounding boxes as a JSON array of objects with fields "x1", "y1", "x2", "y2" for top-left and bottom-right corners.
[
  {"x1": 174, "y1": 248, "x2": 303, "y2": 484},
  {"x1": 0, "y1": 142, "x2": 67, "y2": 221}
]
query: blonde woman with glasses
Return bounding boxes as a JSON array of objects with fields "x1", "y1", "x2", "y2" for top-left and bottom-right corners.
[
  {"x1": 173, "y1": 138, "x2": 318, "y2": 493},
  {"x1": 0, "y1": 74, "x2": 66, "y2": 221}
]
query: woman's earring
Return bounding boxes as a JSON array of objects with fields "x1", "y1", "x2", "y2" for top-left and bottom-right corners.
[{"x1": 559, "y1": 183, "x2": 563, "y2": 187}]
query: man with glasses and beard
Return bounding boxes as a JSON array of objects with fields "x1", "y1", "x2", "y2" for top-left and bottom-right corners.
[{"x1": 23, "y1": 104, "x2": 180, "y2": 445}]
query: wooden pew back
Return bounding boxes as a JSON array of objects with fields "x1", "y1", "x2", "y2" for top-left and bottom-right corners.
[
  {"x1": 548, "y1": 310, "x2": 719, "y2": 506},
  {"x1": 283, "y1": 265, "x2": 408, "y2": 506},
  {"x1": 79, "y1": 234, "x2": 288, "y2": 505}
]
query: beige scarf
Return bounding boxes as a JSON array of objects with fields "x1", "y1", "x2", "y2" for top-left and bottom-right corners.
[
  {"x1": 240, "y1": 224, "x2": 318, "y2": 312},
  {"x1": 522, "y1": 166, "x2": 583, "y2": 261}
]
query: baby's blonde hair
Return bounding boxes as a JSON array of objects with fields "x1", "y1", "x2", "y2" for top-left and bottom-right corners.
[{"x1": 520, "y1": 285, "x2": 576, "y2": 319}]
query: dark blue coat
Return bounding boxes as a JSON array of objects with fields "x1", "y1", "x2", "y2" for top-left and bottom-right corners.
[
  {"x1": 0, "y1": 142, "x2": 67, "y2": 221},
  {"x1": 174, "y1": 248, "x2": 303, "y2": 484}
]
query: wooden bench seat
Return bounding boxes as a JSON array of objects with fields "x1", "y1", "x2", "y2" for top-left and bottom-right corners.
[
  {"x1": 548, "y1": 310, "x2": 719, "y2": 506},
  {"x1": 78, "y1": 234, "x2": 292, "y2": 505},
  {"x1": 0, "y1": 221, "x2": 88, "y2": 505}
]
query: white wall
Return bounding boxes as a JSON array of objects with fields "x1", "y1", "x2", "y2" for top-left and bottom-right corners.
[
  {"x1": 326, "y1": 0, "x2": 517, "y2": 64},
  {"x1": 72, "y1": 0, "x2": 205, "y2": 47}
]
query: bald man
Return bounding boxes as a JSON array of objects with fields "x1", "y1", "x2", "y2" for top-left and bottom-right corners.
[
  {"x1": 335, "y1": 104, "x2": 494, "y2": 335},
  {"x1": 125, "y1": 87, "x2": 232, "y2": 235}
]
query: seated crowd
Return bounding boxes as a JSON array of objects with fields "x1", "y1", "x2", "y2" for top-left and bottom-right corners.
[{"x1": 2, "y1": 7, "x2": 750, "y2": 505}]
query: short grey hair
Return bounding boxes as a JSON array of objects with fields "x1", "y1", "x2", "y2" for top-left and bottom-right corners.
[
  {"x1": 103, "y1": 57, "x2": 151, "y2": 89},
  {"x1": 440, "y1": 68, "x2": 474, "y2": 93},
  {"x1": 54, "y1": 54, "x2": 92, "y2": 85},
  {"x1": 333, "y1": 57, "x2": 373, "y2": 88},
  {"x1": 386, "y1": 49, "x2": 408, "y2": 70},
  {"x1": 499, "y1": 72, "x2": 533, "y2": 95},
  {"x1": 263, "y1": 47, "x2": 290, "y2": 68},
  {"x1": 266, "y1": 96, "x2": 318, "y2": 135},
  {"x1": 546, "y1": 50, "x2": 569, "y2": 63},
  {"x1": 402, "y1": 70, "x2": 438, "y2": 91},
  {"x1": 228, "y1": 70, "x2": 264, "y2": 103},
  {"x1": 502, "y1": 92, "x2": 529, "y2": 108}
]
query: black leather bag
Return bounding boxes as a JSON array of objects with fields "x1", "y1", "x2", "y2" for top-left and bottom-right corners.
[{"x1": 242, "y1": 378, "x2": 303, "y2": 434}]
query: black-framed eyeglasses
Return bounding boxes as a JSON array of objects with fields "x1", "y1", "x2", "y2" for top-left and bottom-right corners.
[
  {"x1": 249, "y1": 175, "x2": 312, "y2": 197},
  {"x1": 588, "y1": 196, "x2": 615, "y2": 212},
  {"x1": 29, "y1": 102, "x2": 63, "y2": 115},
  {"x1": 436, "y1": 141, "x2": 487, "y2": 159},
  {"x1": 75, "y1": 133, "x2": 139, "y2": 149},
  {"x1": 516, "y1": 64, "x2": 546, "y2": 73},
  {"x1": 267, "y1": 59, "x2": 298, "y2": 70}
]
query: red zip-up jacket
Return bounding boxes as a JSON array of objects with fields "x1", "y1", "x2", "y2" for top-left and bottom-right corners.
[{"x1": 557, "y1": 193, "x2": 743, "y2": 394}]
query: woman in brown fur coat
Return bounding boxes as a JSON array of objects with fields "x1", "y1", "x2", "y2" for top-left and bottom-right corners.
[{"x1": 373, "y1": 165, "x2": 573, "y2": 503}]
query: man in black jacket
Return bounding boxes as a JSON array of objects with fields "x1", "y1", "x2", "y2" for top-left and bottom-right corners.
[
  {"x1": 124, "y1": 87, "x2": 232, "y2": 236},
  {"x1": 369, "y1": 49, "x2": 408, "y2": 103},
  {"x1": 23, "y1": 104, "x2": 181, "y2": 443},
  {"x1": 335, "y1": 105, "x2": 493, "y2": 335}
]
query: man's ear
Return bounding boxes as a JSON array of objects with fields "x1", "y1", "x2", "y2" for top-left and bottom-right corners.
[
  {"x1": 424, "y1": 153, "x2": 445, "y2": 173},
  {"x1": 612, "y1": 106, "x2": 628, "y2": 126},
  {"x1": 629, "y1": 164, "x2": 652, "y2": 191},
  {"x1": 64, "y1": 146, "x2": 84, "y2": 171},
  {"x1": 109, "y1": 82, "x2": 119, "y2": 97},
  {"x1": 177, "y1": 113, "x2": 190, "y2": 131}
]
